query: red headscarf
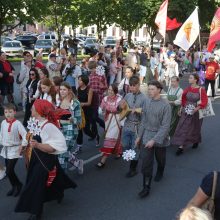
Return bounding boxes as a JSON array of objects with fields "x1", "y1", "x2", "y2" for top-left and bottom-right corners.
[{"x1": 33, "y1": 99, "x2": 70, "y2": 127}]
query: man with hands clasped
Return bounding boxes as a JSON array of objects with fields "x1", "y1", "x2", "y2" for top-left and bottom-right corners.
[{"x1": 136, "y1": 80, "x2": 171, "y2": 198}]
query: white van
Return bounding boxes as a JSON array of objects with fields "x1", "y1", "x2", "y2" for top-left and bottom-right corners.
[{"x1": 38, "y1": 34, "x2": 57, "y2": 44}]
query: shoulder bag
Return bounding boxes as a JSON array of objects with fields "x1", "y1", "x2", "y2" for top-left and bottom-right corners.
[{"x1": 197, "y1": 88, "x2": 215, "y2": 119}]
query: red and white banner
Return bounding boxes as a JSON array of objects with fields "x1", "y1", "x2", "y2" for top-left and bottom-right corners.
[
  {"x1": 155, "y1": 0, "x2": 168, "y2": 38},
  {"x1": 207, "y1": 8, "x2": 220, "y2": 52}
]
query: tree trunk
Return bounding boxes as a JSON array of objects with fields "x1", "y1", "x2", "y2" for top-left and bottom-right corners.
[{"x1": 128, "y1": 30, "x2": 132, "y2": 48}]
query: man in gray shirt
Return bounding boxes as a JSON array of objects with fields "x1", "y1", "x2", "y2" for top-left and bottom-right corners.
[
  {"x1": 136, "y1": 81, "x2": 171, "y2": 198},
  {"x1": 120, "y1": 76, "x2": 146, "y2": 178}
]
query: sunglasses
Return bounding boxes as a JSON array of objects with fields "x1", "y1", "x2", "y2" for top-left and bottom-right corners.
[{"x1": 30, "y1": 73, "x2": 35, "y2": 76}]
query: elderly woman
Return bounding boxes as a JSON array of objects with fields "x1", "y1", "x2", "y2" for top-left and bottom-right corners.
[{"x1": 15, "y1": 99, "x2": 76, "y2": 220}]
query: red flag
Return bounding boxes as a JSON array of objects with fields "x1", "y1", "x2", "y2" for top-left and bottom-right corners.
[
  {"x1": 155, "y1": 0, "x2": 168, "y2": 38},
  {"x1": 207, "y1": 8, "x2": 220, "y2": 52},
  {"x1": 166, "y1": 17, "x2": 182, "y2": 31}
]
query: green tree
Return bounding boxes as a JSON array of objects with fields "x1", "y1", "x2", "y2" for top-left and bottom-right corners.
[
  {"x1": 43, "y1": 0, "x2": 79, "y2": 49},
  {"x1": 142, "y1": 0, "x2": 163, "y2": 47},
  {"x1": 115, "y1": 0, "x2": 145, "y2": 47},
  {"x1": 78, "y1": 0, "x2": 115, "y2": 42},
  {"x1": 0, "y1": 0, "x2": 47, "y2": 46}
]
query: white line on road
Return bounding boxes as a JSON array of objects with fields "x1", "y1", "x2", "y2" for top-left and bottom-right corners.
[{"x1": 84, "y1": 153, "x2": 102, "y2": 165}]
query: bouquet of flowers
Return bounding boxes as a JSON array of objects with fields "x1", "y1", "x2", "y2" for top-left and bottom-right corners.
[
  {"x1": 27, "y1": 117, "x2": 41, "y2": 136},
  {"x1": 96, "y1": 65, "x2": 105, "y2": 76},
  {"x1": 122, "y1": 149, "x2": 136, "y2": 161},
  {"x1": 185, "y1": 104, "x2": 195, "y2": 115}
]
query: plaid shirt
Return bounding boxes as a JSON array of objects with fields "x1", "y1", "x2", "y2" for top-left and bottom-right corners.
[{"x1": 89, "y1": 72, "x2": 107, "y2": 107}]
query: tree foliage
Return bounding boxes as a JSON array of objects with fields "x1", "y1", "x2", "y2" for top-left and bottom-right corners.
[
  {"x1": 0, "y1": 0, "x2": 47, "y2": 36},
  {"x1": 42, "y1": 0, "x2": 79, "y2": 48},
  {"x1": 78, "y1": 0, "x2": 116, "y2": 42},
  {"x1": 115, "y1": 0, "x2": 145, "y2": 46}
]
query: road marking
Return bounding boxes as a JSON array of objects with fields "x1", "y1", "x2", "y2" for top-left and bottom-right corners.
[{"x1": 84, "y1": 153, "x2": 102, "y2": 165}]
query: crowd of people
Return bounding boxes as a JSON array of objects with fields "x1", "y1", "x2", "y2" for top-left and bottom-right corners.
[{"x1": 0, "y1": 40, "x2": 219, "y2": 220}]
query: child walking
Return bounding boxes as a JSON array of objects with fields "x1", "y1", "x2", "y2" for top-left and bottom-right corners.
[{"x1": 0, "y1": 103, "x2": 27, "y2": 196}]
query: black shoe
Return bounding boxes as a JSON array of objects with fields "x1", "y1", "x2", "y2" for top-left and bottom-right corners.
[
  {"x1": 13, "y1": 184, "x2": 22, "y2": 197},
  {"x1": 7, "y1": 187, "x2": 15, "y2": 196},
  {"x1": 154, "y1": 172, "x2": 163, "y2": 182},
  {"x1": 192, "y1": 143, "x2": 199, "y2": 149},
  {"x1": 176, "y1": 148, "x2": 183, "y2": 156},
  {"x1": 96, "y1": 162, "x2": 105, "y2": 168},
  {"x1": 138, "y1": 186, "x2": 150, "y2": 198},
  {"x1": 126, "y1": 170, "x2": 137, "y2": 178}
]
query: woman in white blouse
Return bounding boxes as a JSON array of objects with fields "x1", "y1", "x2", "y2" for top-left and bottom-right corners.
[
  {"x1": 15, "y1": 99, "x2": 77, "y2": 220},
  {"x1": 167, "y1": 76, "x2": 183, "y2": 136}
]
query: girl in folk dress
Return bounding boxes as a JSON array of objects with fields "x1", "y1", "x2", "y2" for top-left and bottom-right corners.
[
  {"x1": 167, "y1": 76, "x2": 183, "y2": 137},
  {"x1": 39, "y1": 78, "x2": 56, "y2": 104},
  {"x1": 58, "y1": 82, "x2": 83, "y2": 173},
  {"x1": 96, "y1": 84, "x2": 122, "y2": 168},
  {"x1": 172, "y1": 74, "x2": 208, "y2": 156},
  {"x1": 164, "y1": 53, "x2": 179, "y2": 86}
]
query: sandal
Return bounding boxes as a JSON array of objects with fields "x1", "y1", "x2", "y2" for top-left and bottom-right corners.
[{"x1": 96, "y1": 162, "x2": 105, "y2": 168}]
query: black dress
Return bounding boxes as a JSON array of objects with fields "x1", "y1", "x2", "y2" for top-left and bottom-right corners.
[
  {"x1": 15, "y1": 134, "x2": 77, "y2": 215},
  {"x1": 77, "y1": 87, "x2": 94, "y2": 145}
]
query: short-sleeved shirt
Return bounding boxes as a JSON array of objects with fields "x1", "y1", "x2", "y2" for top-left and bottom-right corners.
[
  {"x1": 200, "y1": 171, "x2": 220, "y2": 219},
  {"x1": 205, "y1": 61, "x2": 219, "y2": 80}
]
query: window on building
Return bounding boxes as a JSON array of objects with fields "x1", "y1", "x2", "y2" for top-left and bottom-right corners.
[
  {"x1": 91, "y1": 27, "x2": 95, "y2": 34},
  {"x1": 103, "y1": 30, "x2": 107, "y2": 37},
  {"x1": 119, "y1": 28, "x2": 123, "y2": 37},
  {"x1": 135, "y1": 29, "x2": 139, "y2": 37},
  {"x1": 112, "y1": 27, "x2": 116, "y2": 36},
  {"x1": 143, "y1": 27, "x2": 147, "y2": 37}
]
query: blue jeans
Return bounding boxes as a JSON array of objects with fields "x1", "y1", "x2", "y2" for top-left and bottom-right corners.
[{"x1": 122, "y1": 129, "x2": 139, "y2": 160}]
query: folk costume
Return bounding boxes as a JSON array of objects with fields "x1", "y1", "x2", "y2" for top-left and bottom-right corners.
[
  {"x1": 15, "y1": 100, "x2": 77, "y2": 219},
  {"x1": 0, "y1": 119, "x2": 27, "y2": 196},
  {"x1": 167, "y1": 86, "x2": 183, "y2": 136},
  {"x1": 138, "y1": 97, "x2": 171, "y2": 198},
  {"x1": 172, "y1": 86, "x2": 208, "y2": 149},
  {"x1": 99, "y1": 94, "x2": 122, "y2": 156}
]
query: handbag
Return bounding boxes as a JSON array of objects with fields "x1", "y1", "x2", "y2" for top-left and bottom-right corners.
[
  {"x1": 202, "y1": 171, "x2": 218, "y2": 217},
  {"x1": 197, "y1": 88, "x2": 215, "y2": 119}
]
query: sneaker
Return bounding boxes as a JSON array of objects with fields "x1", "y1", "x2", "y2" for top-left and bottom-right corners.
[
  {"x1": 77, "y1": 159, "x2": 84, "y2": 175},
  {"x1": 0, "y1": 167, "x2": 6, "y2": 180}
]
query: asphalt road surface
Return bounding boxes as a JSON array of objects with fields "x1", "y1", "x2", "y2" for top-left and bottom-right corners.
[{"x1": 0, "y1": 67, "x2": 219, "y2": 220}]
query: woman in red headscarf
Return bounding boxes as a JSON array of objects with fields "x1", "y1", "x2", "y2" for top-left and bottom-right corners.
[{"x1": 15, "y1": 99, "x2": 77, "y2": 220}]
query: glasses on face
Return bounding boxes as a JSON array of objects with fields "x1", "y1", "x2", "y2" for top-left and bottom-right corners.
[{"x1": 30, "y1": 73, "x2": 35, "y2": 76}]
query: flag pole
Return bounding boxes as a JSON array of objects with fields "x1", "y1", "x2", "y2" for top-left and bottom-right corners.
[{"x1": 196, "y1": 6, "x2": 202, "y2": 51}]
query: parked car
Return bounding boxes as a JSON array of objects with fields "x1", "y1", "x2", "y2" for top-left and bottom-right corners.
[
  {"x1": 1, "y1": 36, "x2": 13, "y2": 45},
  {"x1": 82, "y1": 38, "x2": 98, "y2": 55},
  {"x1": 2, "y1": 41, "x2": 24, "y2": 57},
  {"x1": 34, "y1": 39, "x2": 54, "y2": 56},
  {"x1": 14, "y1": 35, "x2": 37, "y2": 49},
  {"x1": 103, "y1": 38, "x2": 116, "y2": 48},
  {"x1": 38, "y1": 34, "x2": 57, "y2": 44}
]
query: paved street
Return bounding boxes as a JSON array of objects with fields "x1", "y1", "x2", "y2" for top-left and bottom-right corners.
[{"x1": 0, "y1": 68, "x2": 220, "y2": 220}]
